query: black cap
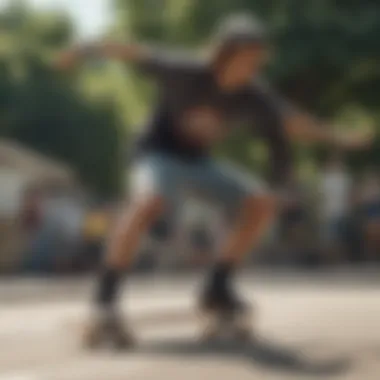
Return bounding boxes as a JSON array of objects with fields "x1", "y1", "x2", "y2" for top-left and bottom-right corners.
[{"x1": 213, "y1": 13, "x2": 269, "y2": 47}]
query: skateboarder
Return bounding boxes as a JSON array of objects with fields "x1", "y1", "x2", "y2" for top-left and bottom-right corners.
[{"x1": 57, "y1": 13, "x2": 372, "y2": 347}]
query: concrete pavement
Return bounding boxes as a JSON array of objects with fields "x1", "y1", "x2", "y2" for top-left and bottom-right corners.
[{"x1": 1, "y1": 273, "x2": 380, "y2": 379}]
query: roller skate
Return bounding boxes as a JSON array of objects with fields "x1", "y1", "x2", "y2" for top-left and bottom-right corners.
[
  {"x1": 82, "y1": 310, "x2": 135, "y2": 351},
  {"x1": 198, "y1": 288, "x2": 255, "y2": 343}
]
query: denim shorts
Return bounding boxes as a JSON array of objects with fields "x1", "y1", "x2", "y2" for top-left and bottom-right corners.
[{"x1": 129, "y1": 152, "x2": 268, "y2": 211}]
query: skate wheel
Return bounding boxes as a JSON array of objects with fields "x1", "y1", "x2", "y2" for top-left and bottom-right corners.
[
  {"x1": 198, "y1": 309, "x2": 224, "y2": 342},
  {"x1": 230, "y1": 308, "x2": 255, "y2": 342},
  {"x1": 200, "y1": 324, "x2": 222, "y2": 343},
  {"x1": 111, "y1": 335, "x2": 136, "y2": 351},
  {"x1": 108, "y1": 323, "x2": 136, "y2": 351},
  {"x1": 236, "y1": 308, "x2": 253, "y2": 326},
  {"x1": 233, "y1": 325, "x2": 254, "y2": 342},
  {"x1": 82, "y1": 326, "x2": 107, "y2": 350}
]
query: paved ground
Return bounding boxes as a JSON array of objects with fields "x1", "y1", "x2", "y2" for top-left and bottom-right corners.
[{"x1": 1, "y1": 272, "x2": 380, "y2": 380}]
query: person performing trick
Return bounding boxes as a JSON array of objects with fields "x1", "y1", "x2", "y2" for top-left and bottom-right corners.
[{"x1": 57, "y1": 13, "x2": 372, "y2": 348}]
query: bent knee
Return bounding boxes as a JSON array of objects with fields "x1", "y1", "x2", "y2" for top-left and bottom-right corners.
[
  {"x1": 126, "y1": 195, "x2": 165, "y2": 226},
  {"x1": 244, "y1": 193, "x2": 277, "y2": 215}
]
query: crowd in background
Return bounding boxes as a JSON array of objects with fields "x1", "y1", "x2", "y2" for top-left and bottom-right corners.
[
  {"x1": 2, "y1": 155, "x2": 380, "y2": 276},
  {"x1": 274, "y1": 156, "x2": 380, "y2": 267}
]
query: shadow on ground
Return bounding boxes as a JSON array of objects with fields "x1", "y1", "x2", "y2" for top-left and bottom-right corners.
[{"x1": 137, "y1": 337, "x2": 352, "y2": 377}]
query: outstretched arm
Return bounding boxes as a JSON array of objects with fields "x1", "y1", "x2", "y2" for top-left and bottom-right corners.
[
  {"x1": 284, "y1": 110, "x2": 374, "y2": 150},
  {"x1": 252, "y1": 80, "x2": 374, "y2": 189},
  {"x1": 254, "y1": 81, "x2": 374, "y2": 151},
  {"x1": 55, "y1": 42, "x2": 149, "y2": 69}
]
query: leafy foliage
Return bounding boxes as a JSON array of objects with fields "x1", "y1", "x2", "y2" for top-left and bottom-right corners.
[{"x1": 1, "y1": 0, "x2": 379, "y2": 196}]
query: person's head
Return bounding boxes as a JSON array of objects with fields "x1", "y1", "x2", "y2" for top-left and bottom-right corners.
[{"x1": 211, "y1": 13, "x2": 270, "y2": 89}]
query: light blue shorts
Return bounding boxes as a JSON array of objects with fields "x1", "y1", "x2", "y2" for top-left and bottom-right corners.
[{"x1": 129, "y1": 153, "x2": 268, "y2": 212}]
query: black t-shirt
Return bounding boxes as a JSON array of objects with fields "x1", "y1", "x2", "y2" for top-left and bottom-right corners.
[{"x1": 132, "y1": 49, "x2": 293, "y2": 185}]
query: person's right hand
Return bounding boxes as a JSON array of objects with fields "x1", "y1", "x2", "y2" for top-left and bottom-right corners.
[
  {"x1": 336, "y1": 129, "x2": 375, "y2": 151},
  {"x1": 54, "y1": 49, "x2": 79, "y2": 70}
]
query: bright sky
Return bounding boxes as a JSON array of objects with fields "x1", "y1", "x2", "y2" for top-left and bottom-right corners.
[{"x1": 0, "y1": 0, "x2": 114, "y2": 41}]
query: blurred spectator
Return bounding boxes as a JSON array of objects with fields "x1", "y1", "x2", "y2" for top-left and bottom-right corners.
[
  {"x1": 136, "y1": 218, "x2": 172, "y2": 273},
  {"x1": 186, "y1": 219, "x2": 215, "y2": 268},
  {"x1": 277, "y1": 177, "x2": 319, "y2": 267},
  {"x1": 319, "y1": 155, "x2": 352, "y2": 263},
  {"x1": 355, "y1": 170, "x2": 380, "y2": 262},
  {"x1": 23, "y1": 188, "x2": 85, "y2": 273},
  {"x1": 81, "y1": 205, "x2": 111, "y2": 270},
  {"x1": 20, "y1": 187, "x2": 43, "y2": 234},
  {"x1": 179, "y1": 198, "x2": 221, "y2": 269}
]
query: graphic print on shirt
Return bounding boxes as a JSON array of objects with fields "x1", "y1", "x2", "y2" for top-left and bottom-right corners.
[{"x1": 178, "y1": 104, "x2": 226, "y2": 147}]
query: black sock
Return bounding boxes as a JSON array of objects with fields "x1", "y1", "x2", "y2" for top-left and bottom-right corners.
[
  {"x1": 206, "y1": 262, "x2": 234, "y2": 297},
  {"x1": 95, "y1": 267, "x2": 122, "y2": 311}
]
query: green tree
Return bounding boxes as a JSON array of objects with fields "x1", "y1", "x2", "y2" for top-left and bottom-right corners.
[{"x1": 0, "y1": 2, "x2": 124, "y2": 197}]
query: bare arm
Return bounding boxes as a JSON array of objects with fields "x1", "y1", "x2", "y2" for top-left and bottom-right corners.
[
  {"x1": 284, "y1": 110, "x2": 374, "y2": 150},
  {"x1": 55, "y1": 42, "x2": 149, "y2": 69},
  {"x1": 254, "y1": 81, "x2": 374, "y2": 150},
  {"x1": 85, "y1": 43, "x2": 147, "y2": 61}
]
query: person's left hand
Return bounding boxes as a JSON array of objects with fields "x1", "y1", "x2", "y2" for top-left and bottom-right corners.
[
  {"x1": 337, "y1": 129, "x2": 375, "y2": 150},
  {"x1": 54, "y1": 49, "x2": 80, "y2": 70}
]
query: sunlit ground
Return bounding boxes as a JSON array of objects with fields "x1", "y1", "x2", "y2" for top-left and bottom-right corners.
[{"x1": 1, "y1": 270, "x2": 380, "y2": 380}]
